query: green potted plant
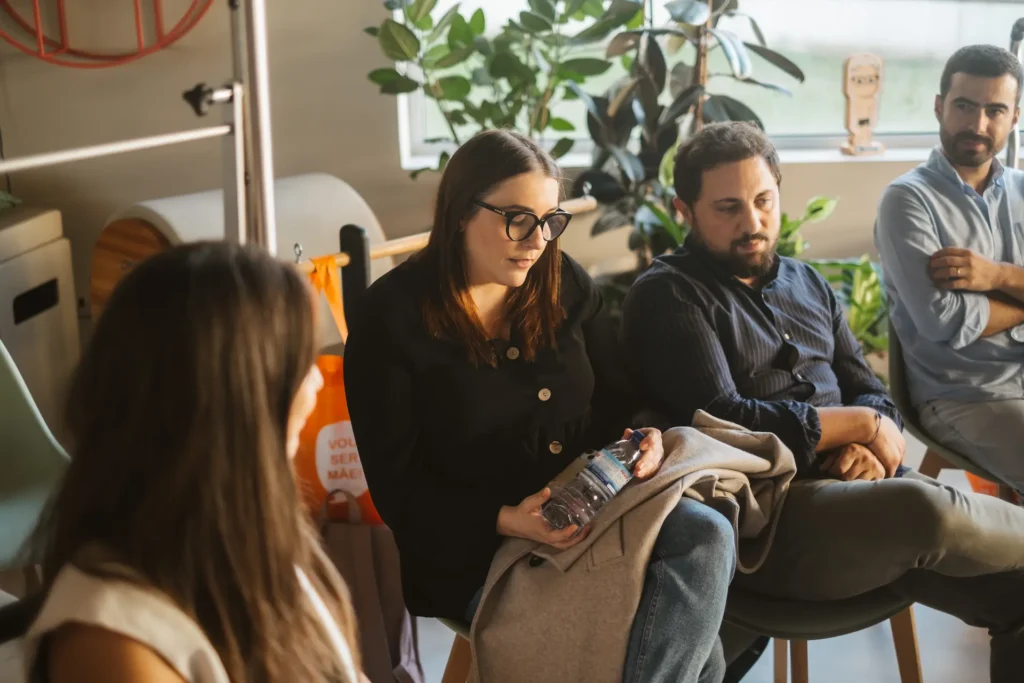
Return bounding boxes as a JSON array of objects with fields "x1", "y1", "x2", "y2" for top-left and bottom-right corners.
[
  {"x1": 365, "y1": 0, "x2": 648, "y2": 177},
  {"x1": 571, "y1": 0, "x2": 805, "y2": 267}
]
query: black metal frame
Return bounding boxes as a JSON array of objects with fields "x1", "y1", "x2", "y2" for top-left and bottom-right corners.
[{"x1": 338, "y1": 224, "x2": 372, "y2": 336}]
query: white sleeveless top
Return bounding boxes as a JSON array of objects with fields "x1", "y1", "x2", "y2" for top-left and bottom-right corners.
[{"x1": 22, "y1": 564, "x2": 359, "y2": 683}]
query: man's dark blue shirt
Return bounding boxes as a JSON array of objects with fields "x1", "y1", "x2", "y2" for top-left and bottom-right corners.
[{"x1": 621, "y1": 239, "x2": 904, "y2": 477}]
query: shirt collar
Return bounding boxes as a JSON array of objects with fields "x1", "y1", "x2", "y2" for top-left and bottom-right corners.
[
  {"x1": 926, "y1": 145, "x2": 1005, "y2": 195},
  {"x1": 680, "y1": 234, "x2": 786, "y2": 289}
]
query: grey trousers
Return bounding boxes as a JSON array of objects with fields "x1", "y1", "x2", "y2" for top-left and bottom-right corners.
[
  {"x1": 920, "y1": 397, "x2": 1024, "y2": 492},
  {"x1": 732, "y1": 471, "x2": 1024, "y2": 683}
]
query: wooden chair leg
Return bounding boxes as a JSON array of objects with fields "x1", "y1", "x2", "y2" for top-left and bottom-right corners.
[
  {"x1": 773, "y1": 638, "x2": 788, "y2": 683},
  {"x1": 441, "y1": 635, "x2": 472, "y2": 683},
  {"x1": 789, "y1": 640, "x2": 809, "y2": 683},
  {"x1": 919, "y1": 449, "x2": 948, "y2": 479},
  {"x1": 890, "y1": 607, "x2": 923, "y2": 683}
]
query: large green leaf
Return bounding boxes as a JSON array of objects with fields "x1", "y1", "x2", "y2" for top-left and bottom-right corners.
[
  {"x1": 742, "y1": 77, "x2": 792, "y2": 97},
  {"x1": 703, "y1": 94, "x2": 762, "y2": 128},
  {"x1": 370, "y1": 68, "x2": 420, "y2": 94},
  {"x1": 560, "y1": 58, "x2": 612, "y2": 76},
  {"x1": 436, "y1": 44, "x2": 474, "y2": 68},
  {"x1": 609, "y1": 146, "x2": 645, "y2": 186},
  {"x1": 448, "y1": 14, "x2": 474, "y2": 49},
  {"x1": 470, "y1": 8, "x2": 485, "y2": 35},
  {"x1": 805, "y1": 196, "x2": 838, "y2": 223},
  {"x1": 745, "y1": 42, "x2": 806, "y2": 83},
  {"x1": 378, "y1": 19, "x2": 420, "y2": 61},
  {"x1": 549, "y1": 117, "x2": 576, "y2": 132},
  {"x1": 665, "y1": 0, "x2": 710, "y2": 25},
  {"x1": 708, "y1": 29, "x2": 752, "y2": 80},
  {"x1": 432, "y1": 76, "x2": 472, "y2": 100},
  {"x1": 520, "y1": 11, "x2": 553, "y2": 33},
  {"x1": 637, "y1": 33, "x2": 667, "y2": 96},
  {"x1": 550, "y1": 138, "x2": 575, "y2": 159},
  {"x1": 564, "y1": 80, "x2": 605, "y2": 125},
  {"x1": 570, "y1": 0, "x2": 642, "y2": 45},
  {"x1": 428, "y1": 4, "x2": 461, "y2": 44},
  {"x1": 605, "y1": 31, "x2": 638, "y2": 58},
  {"x1": 414, "y1": 14, "x2": 434, "y2": 31},
  {"x1": 639, "y1": 201, "x2": 684, "y2": 245},
  {"x1": 489, "y1": 51, "x2": 535, "y2": 84},
  {"x1": 726, "y1": 12, "x2": 766, "y2": 46},
  {"x1": 529, "y1": 0, "x2": 557, "y2": 22},
  {"x1": 565, "y1": 0, "x2": 589, "y2": 17},
  {"x1": 473, "y1": 36, "x2": 492, "y2": 57},
  {"x1": 658, "y1": 84, "x2": 704, "y2": 128},
  {"x1": 406, "y1": 0, "x2": 437, "y2": 24},
  {"x1": 368, "y1": 67, "x2": 402, "y2": 86},
  {"x1": 422, "y1": 44, "x2": 449, "y2": 69}
]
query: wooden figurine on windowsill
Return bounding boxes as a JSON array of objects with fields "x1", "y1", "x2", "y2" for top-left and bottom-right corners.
[{"x1": 841, "y1": 53, "x2": 885, "y2": 156}]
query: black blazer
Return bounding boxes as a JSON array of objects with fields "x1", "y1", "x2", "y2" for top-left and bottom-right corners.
[{"x1": 343, "y1": 253, "x2": 637, "y2": 620}]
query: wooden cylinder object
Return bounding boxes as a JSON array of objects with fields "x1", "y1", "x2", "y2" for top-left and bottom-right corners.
[{"x1": 89, "y1": 218, "x2": 172, "y2": 319}]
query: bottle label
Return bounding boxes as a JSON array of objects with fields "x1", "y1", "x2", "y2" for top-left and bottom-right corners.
[{"x1": 584, "y1": 448, "x2": 632, "y2": 496}]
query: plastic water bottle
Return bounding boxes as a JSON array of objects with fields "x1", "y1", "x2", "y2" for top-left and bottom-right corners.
[{"x1": 541, "y1": 430, "x2": 647, "y2": 532}]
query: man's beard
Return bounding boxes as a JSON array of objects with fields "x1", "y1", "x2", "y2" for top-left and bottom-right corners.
[
  {"x1": 689, "y1": 223, "x2": 778, "y2": 279},
  {"x1": 940, "y1": 126, "x2": 998, "y2": 168}
]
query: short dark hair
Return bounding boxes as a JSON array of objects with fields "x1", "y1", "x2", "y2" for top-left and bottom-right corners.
[
  {"x1": 940, "y1": 44, "x2": 1023, "y2": 104},
  {"x1": 673, "y1": 121, "x2": 782, "y2": 206}
]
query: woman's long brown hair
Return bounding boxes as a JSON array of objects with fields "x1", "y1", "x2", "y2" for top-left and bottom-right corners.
[
  {"x1": 416, "y1": 129, "x2": 565, "y2": 365},
  {"x1": 25, "y1": 241, "x2": 360, "y2": 682}
]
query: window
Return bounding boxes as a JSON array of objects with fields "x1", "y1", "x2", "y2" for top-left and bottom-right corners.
[{"x1": 399, "y1": 0, "x2": 1024, "y2": 168}]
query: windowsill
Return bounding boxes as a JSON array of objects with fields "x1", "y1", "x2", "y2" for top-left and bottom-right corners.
[
  {"x1": 402, "y1": 146, "x2": 936, "y2": 173},
  {"x1": 776, "y1": 146, "x2": 934, "y2": 165}
]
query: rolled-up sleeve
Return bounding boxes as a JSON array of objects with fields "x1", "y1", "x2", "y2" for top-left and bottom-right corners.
[{"x1": 875, "y1": 183, "x2": 988, "y2": 349}]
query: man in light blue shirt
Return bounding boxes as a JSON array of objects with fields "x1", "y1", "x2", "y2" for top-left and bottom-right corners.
[{"x1": 876, "y1": 45, "x2": 1024, "y2": 491}]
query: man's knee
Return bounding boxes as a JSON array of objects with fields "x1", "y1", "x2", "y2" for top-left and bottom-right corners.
[{"x1": 894, "y1": 480, "x2": 957, "y2": 552}]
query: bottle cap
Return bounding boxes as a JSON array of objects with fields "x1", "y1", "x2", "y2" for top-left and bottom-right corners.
[{"x1": 629, "y1": 430, "x2": 646, "y2": 447}]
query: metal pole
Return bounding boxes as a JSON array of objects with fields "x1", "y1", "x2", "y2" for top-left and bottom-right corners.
[
  {"x1": 223, "y1": 0, "x2": 249, "y2": 246},
  {"x1": 0, "y1": 126, "x2": 231, "y2": 176},
  {"x1": 222, "y1": 83, "x2": 248, "y2": 245},
  {"x1": 1006, "y1": 18, "x2": 1024, "y2": 169},
  {"x1": 241, "y1": 0, "x2": 277, "y2": 255}
]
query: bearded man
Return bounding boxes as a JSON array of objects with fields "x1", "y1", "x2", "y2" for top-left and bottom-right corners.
[
  {"x1": 621, "y1": 119, "x2": 1024, "y2": 683},
  {"x1": 874, "y1": 44, "x2": 1024, "y2": 495}
]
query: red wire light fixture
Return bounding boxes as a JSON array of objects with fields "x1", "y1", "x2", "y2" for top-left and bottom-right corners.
[{"x1": 0, "y1": 0, "x2": 214, "y2": 68}]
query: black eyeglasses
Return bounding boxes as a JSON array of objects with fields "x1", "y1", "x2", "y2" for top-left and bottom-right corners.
[{"x1": 473, "y1": 200, "x2": 572, "y2": 242}]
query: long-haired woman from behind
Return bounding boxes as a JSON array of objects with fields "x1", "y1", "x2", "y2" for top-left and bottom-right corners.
[
  {"x1": 344, "y1": 129, "x2": 735, "y2": 682},
  {"x1": 20, "y1": 242, "x2": 365, "y2": 683}
]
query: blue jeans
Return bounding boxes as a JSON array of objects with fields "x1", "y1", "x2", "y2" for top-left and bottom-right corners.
[
  {"x1": 623, "y1": 497, "x2": 735, "y2": 683},
  {"x1": 465, "y1": 498, "x2": 735, "y2": 683}
]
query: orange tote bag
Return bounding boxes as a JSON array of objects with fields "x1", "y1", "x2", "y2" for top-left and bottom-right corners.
[{"x1": 293, "y1": 256, "x2": 383, "y2": 525}]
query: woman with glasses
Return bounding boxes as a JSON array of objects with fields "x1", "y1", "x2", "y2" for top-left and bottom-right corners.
[{"x1": 344, "y1": 129, "x2": 734, "y2": 683}]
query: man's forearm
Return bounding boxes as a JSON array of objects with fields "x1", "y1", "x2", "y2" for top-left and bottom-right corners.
[
  {"x1": 982, "y1": 292, "x2": 1024, "y2": 337},
  {"x1": 815, "y1": 406, "x2": 878, "y2": 453},
  {"x1": 996, "y1": 263, "x2": 1024, "y2": 304}
]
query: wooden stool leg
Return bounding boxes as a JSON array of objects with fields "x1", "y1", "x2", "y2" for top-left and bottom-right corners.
[
  {"x1": 790, "y1": 640, "x2": 809, "y2": 683},
  {"x1": 890, "y1": 607, "x2": 923, "y2": 683},
  {"x1": 773, "y1": 638, "x2": 788, "y2": 683},
  {"x1": 441, "y1": 635, "x2": 472, "y2": 683},
  {"x1": 919, "y1": 449, "x2": 948, "y2": 479}
]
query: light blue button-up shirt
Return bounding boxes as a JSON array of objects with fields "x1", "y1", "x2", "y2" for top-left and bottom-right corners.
[{"x1": 875, "y1": 147, "x2": 1024, "y2": 406}]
